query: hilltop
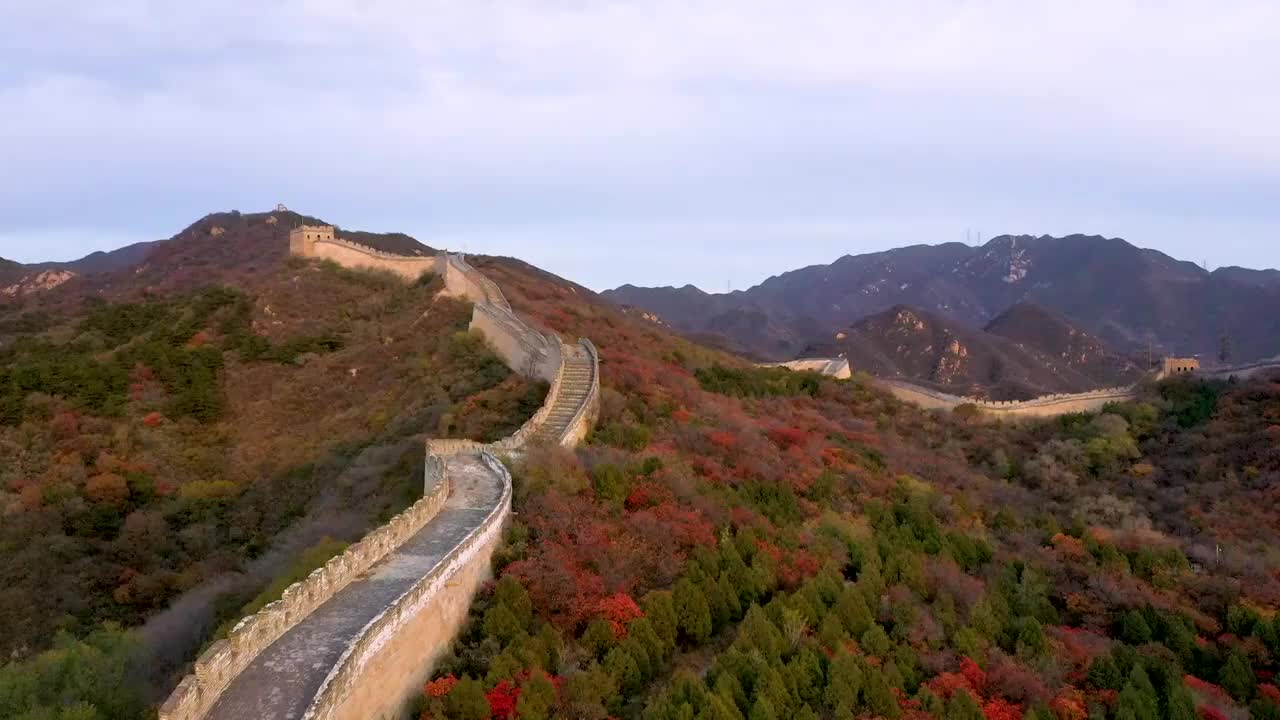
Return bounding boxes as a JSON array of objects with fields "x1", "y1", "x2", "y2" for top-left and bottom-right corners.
[{"x1": 800, "y1": 303, "x2": 1140, "y2": 399}]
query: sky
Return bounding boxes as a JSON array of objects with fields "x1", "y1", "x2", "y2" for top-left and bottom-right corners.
[{"x1": 2, "y1": 1, "x2": 1278, "y2": 292}]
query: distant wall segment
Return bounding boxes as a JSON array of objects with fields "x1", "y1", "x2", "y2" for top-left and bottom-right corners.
[
  {"x1": 878, "y1": 380, "x2": 1137, "y2": 418},
  {"x1": 775, "y1": 355, "x2": 1280, "y2": 418}
]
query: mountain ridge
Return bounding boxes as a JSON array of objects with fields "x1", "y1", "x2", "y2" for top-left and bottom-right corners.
[{"x1": 604, "y1": 233, "x2": 1280, "y2": 365}]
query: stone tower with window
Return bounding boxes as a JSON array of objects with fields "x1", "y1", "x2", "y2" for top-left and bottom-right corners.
[{"x1": 288, "y1": 224, "x2": 335, "y2": 256}]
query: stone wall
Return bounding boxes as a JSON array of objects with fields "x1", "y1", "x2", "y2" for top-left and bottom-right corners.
[
  {"x1": 158, "y1": 223, "x2": 600, "y2": 720},
  {"x1": 290, "y1": 226, "x2": 439, "y2": 281},
  {"x1": 301, "y1": 454, "x2": 513, "y2": 720},
  {"x1": 766, "y1": 358, "x2": 852, "y2": 379},
  {"x1": 878, "y1": 379, "x2": 1137, "y2": 418},
  {"x1": 559, "y1": 339, "x2": 602, "y2": 447},
  {"x1": 154, "y1": 229, "x2": 598, "y2": 720},
  {"x1": 1198, "y1": 359, "x2": 1280, "y2": 381},
  {"x1": 442, "y1": 254, "x2": 562, "y2": 382},
  {"x1": 157, "y1": 472, "x2": 451, "y2": 720}
]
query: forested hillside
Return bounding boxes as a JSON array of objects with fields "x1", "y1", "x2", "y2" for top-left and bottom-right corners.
[
  {"x1": 4, "y1": 237, "x2": 1279, "y2": 720},
  {"x1": 415, "y1": 256, "x2": 1280, "y2": 720},
  {"x1": 0, "y1": 254, "x2": 545, "y2": 719}
]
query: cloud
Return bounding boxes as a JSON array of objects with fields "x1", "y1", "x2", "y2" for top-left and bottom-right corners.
[{"x1": 1, "y1": 1, "x2": 1277, "y2": 287}]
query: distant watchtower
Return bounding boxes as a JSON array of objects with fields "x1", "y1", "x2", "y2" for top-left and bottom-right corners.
[
  {"x1": 289, "y1": 224, "x2": 335, "y2": 257},
  {"x1": 1161, "y1": 357, "x2": 1200, "y2": 377}
]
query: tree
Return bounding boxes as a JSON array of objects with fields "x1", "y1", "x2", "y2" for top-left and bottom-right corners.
[
  {"x1": 1166, "y1": 681, "x2": 1197, "y2": 720},
  {"x1": 946, "y1": 689, "x2": 984, "y2": 720},
  {"x1": 605, "y1": 645, "x2": 644, "y2": 695},
  {"x1": 1117, "y1": 666, "x2": 1159, "y2": 720},
  {"x1": 864, "y1": 666, "x2": 902, "y2": 718},
  {"x1": 562, "y1": 665, "x2": 615, "y2": 720},
  {"x1": 1120, "y1": 610, "x2": 1153, "y2": 645},
  {"x1": 674, "y1": 578, "x2": 713, "y2": 644},
  {"x1": 483, "y1": 603, "x2": 524, "y2": 646},
  {"x1": 1015, "y1": 618, "x2": 1048, "y2": 660},
  {"x1": 824, "y1": 653, "x2": 864, "y2": 717},
  {"x1": 836, "y1": 586, "x2": 873, "y2": 638},
  {"x1": 447, "y1": 677, "x2": 491, "y2": 720},
  {"x1": 641, "y1": 591, "x2": 679, "y2": 652},
  {"x1": 1220, "y1": 650, "x2": 1256, "y2": 701},
  {"x1": 582, "y1": 617, "x2": 617, "y2": 659},
  {"x1": 739, "y1": 605, "x2": 784, "y2": 660},
  {"x1": 748, "y1": 697, "x2": 778, "y2": 720},
  {"x1": 516, "y1": 671, "x2": 558, "y2": 720},
  {"x1": 1088, "y1": 655, "x2": 1122, "y2": 691},
  {"x1": 860, "y1": 623, "x2": 892, "y2": 656}
]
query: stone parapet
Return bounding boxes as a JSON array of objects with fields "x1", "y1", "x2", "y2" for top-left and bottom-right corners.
[
  {"x1": 157, "y1": 470, "x2": 451, "y2": 720},
  {"x1": 301, "y1": 453, "x2": 513, "y2": 720}
]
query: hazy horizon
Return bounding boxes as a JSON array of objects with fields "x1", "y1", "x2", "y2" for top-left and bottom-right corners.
[{"x1": 3, "y1": 1, "x2": 1278, "y2": 291}]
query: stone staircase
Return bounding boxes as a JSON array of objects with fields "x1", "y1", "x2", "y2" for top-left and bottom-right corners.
[{"x1": 533, "y1": 348, "x2": 596, "y2": 444}]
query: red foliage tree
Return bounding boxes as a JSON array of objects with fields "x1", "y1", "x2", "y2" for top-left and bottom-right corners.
[
  {"x1": 597, "y1": 593, "x2": 644, "y2": 638},
  {"x1": 1050, "y1": 689, "x2": 1087, "y2": 720},
  {"x1": 962, "y1": 656, "x2": 988, "y2": 695},
  {"x1": 487, "y1": 680, "x2": 520, "y2": 720},
  {"x1": 983, "y1": 697, "x2": 1024, "y2": 720},
  {"x1": 424, "y1": 675, "x2": 457, "y2": 698}
]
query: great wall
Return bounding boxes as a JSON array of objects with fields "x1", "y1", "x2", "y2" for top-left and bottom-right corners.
[
  {"x1": 159, "y1": 227, "x2": 600, "y2": 720},
  {"x1": 770, "y1": 355, "x2": 1280, "y2": 418}
]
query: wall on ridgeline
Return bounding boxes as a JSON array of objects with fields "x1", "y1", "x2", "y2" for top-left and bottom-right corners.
[
  {"x1": 289, "y1": 225, "x2": 438, "y2": 281},
  {"x1": 157, "y1": 472, "x2": 451, "y2": 720},
  {"x1": 878, "y1": 379, "x2": 1138, "y2": 418},
  {"x1": 1198, "y1": 359, "x2": 1280, "y2": 381},
  {"x1": 765, "y1": 358, "x2": 852, "y2": 379},
  {"x1": 441, "y1": 254, "x2": 562, "y2": 382},
  {"x1": 178, "y1": 227, "x2": 597, "y2": 720}
]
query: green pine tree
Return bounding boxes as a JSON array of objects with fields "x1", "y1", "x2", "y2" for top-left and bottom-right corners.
[
  {"x1": 446, "y1": 676, "x2": 491, "y2": 720},
  {"x1": 674, "y1": 578, "x2": 713, "y2": 644},
  {"x1": 516, "y1": 671, "x2": 558, "y2": 720},
  {"x1": 945, "y1": 689, "x2": 984, "y2": 720},
  {"x1": 748, "y1": 697, "x2": 778, "y2": 720},
  {"x1": 1117, "y1": 666, "x2": 1159, "y2": 720},
  {"x1": 1088, "y1": 655, "x2": 1123, "y2": 691},
  {"x1": 863, "y1": 667, "x2": 901, "y2": 718},
  {"x1": 860, "y1": 623, "x2": 892, "y2": 656},
  {"x1": 823, "y1": 653, "x2": 864, "y2": 717},
  {"x1": 836, "y1": 586, "x2": 874, "y2": 638},
  {"x1": 1121, "y1": 610, "x2": 1153, "y2": 644},
  {"x1": 1220, "y1": 650, "x2": 1257, "y2": 701},
  {"x1": 1166, "y1": 681, "x2": 1197, "y2": 720}
]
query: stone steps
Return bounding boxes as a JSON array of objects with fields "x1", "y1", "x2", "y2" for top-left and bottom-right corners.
[{"x1": 527, "y1": 349, "x2": 595, "y2": 444}]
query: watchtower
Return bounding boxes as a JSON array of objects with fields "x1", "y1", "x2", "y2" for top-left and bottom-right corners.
[
  {"x1": 1161, "y1": 357, "x2": 1200, "y2": 376},
  {"x1": 288, "y1": 224, "x2": 335, "y2": 257}
]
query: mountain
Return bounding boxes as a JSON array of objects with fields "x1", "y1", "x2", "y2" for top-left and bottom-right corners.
[
  {"x1": 0, "y1": 210, "x2": 436, "y2": 310},
  {"x1": 984, "y1": 301, "x2": 1142, "y2": 384},
  {"x1": 0, "y1": 211, "x2": 524, "y2": 675},
  {"x1": 603, "y1": 234, "x2": 1280, "y2": 364},
  {"x1": 801, "y1": 303, "x2": 1139, "y2": 399}
]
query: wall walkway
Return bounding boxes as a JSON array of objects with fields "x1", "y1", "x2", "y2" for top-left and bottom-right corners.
[
  {"x1": 204, "y1": 454, "x2": 503, "y2": 720},
  {"x1": 160, "y1": 233, "x2": 600, "y2": 720}
]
